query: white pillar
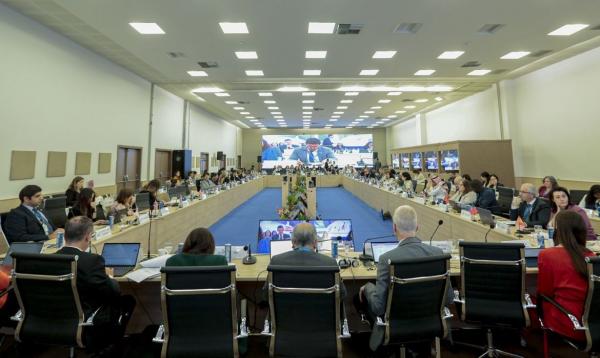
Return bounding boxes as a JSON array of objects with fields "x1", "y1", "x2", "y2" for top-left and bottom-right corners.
[{"x1": 415, "y1": 113, "x2": 427, "y2": 145}]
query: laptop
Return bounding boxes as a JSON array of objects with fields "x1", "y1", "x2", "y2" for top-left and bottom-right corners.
[
  {"x1": 371, "y1": 242, "x2": 399, "y2": 263},
  {"x1": 270, "y1": 240, "x2": 294, "y2": 259},
  {"x1": 477, "y1": 207, "x2": 496, "y2": 226},
  {"x1": 525, "y1": 248, "x2": 542, "y2": 268},
  {"x1": 2, "y1": 242, "x2": 45, "y2": 266},
  {"x1": 101, "y1": 243, "x2": 141, "y2": 277}
]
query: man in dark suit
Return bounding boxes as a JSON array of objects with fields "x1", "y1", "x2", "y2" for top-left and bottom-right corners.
[
  {"x1": 273, "y1": 225, "x2": 291, "y2": 241},
  {"x1": 4, "y1": 185, "x2": 64, "y2": 244},
  {"x1": 57, "y1": 216, "x2": 135, "y2": 350},
  {"x1": 471, "y1": 179, "x2": 498, "y2": 210},
  {"x1": 510, "y1": 183, "x2": 551, "y2": 228},
  {"x1": 358, "y1": 205, "x2": 453, "y2": 351}
]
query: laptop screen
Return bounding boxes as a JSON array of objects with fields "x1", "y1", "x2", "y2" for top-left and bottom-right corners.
[
  {"x1": 270, "y1": 240, "x2": 294, "y2": 259},
  {"x1": 101, "y1": 243, "x2": 140, "y2": 267},
  {"x1": 3, "y1": 242, "x2": 44, "y2": 266},
  {"x1": 372, "y1": 242, "x2": 398, "y2": 263}
]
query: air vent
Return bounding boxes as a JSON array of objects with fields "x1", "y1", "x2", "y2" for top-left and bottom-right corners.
[
  {"x1": 461, "y1": 61, "x2": 481, "y2": 68},
  {"x1": 198, "y1": 61, "x2": 219, "y2": 68},
  {"x1": 490, "y1": 69, "x2": 508, "y2": 75},
  {"x1": 478, "y1": 24, "x2": 505, "y2": 34},
  {"x1": 393, "y1": 23, "x2": 422, "y2": 34},
  {"x1": 237, "y1": 101, "x2": 250, "y2": 105},
  {"x1": 529, "y1": 50, "x2": 553, "y2": 57},
  {"x1": 167, "y1": 52, "x2": 185, "y2": 58},
  {"x1": 401, "y1": 99, "x2": 414, "y2": 102},
  {"x1": 591, "y1": 24, "x2": 600, "y2": 30},
  {"x1": 313, "y1": 107, "x2": 324, "y2": 111},
  {"x1": 336, "y1": 23, "x2": 363, "y2": 34}
]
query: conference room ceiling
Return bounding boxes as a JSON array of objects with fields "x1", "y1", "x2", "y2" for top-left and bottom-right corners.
[{"x1": 4, "y1": 0, "x2": 600, "y2": 129}]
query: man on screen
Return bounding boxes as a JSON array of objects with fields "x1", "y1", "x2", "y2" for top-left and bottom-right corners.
[
  {"x1": 273, "y1": 225, "x2": 290, "y2": 241},
  {"x1": 289, "y1": 137, "x2": 336, "y2": 164}
]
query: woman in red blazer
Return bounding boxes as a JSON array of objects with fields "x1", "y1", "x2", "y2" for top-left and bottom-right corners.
[{"x1": 538, "y1": 210, "x2": 595, "y2": 341}]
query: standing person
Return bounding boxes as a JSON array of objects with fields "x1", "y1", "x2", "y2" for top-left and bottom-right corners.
[{"x1": 65, "y1": 176, "x2": 85, "y2": 207}]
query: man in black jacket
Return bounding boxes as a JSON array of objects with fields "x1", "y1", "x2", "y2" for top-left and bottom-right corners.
[
  {"x1": 510, "y1": 183, "x2": 551, "y2": 228},
  {"x1": 5, "y1": 185, "x2": 64, "y2": 244},
  {"x1": 57, "y1": 216, "x2": 135, "y2": 350}
]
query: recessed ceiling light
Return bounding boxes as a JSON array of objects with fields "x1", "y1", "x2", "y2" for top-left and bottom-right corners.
[
  {"x1": 214, "y1": 92, "x2": 230, "y2": 97},
  {"x1": 260, "y1": 127, "x2": 268, "y2": 130},
  {"x1": 437, "y1": 51, "x2": 464, "y2": 59},
  {"x1": 303, "y1": 70, "x2": 321, "y2": 76},
  {"x1": 548, "y1": 24, "x2": 589, "y2": 36},
  {"x1": 381, "y1": 118, "x2": 390, "y2": 122},
  {"x1": 340, "y1": 99, "x2": 353, "y2": 103},
  {"x1": 233, "y1": 107, "x2": 245, "y2": 110},
  {"x1": 274, "y1": 116, "x2": 284, "y2": 119},
  {"x1": 345, "y1": 126, "x2": 353, "y2": 129},
  {"x1": 414, "y1": 69, "x2": 436, "y2": 76},
  {"x1": 258, "y1": 92, "x2": 273, "y2": 96},
  {"x1": 387, "y1": 115, "x2": 397, "y2": 118},
  {"x1": 305, "y1": 51, "x2": 327, "y2": 59},
  {"x1": 359, "y1": 69, "x2": 379, "y2": 76},
  {"x1": 355, "y1": 118, "x2": 364, "y2": 122},
  {"x1": 501, "y1": 51, "x2": 531, "y2": 59},
  {"x1": 333, "y1": 111, "x2": 344, "y2": 114},
  {"x1": 378, "y1": 99, "x2": 391, "y2": 103},
  {"x1": 249, "y1": 119, "x2": 259, "y2": 122},
  {"x1": 359, "y1": 115, "x2": 368, "y2": 118},
  {"x1": 404, "y1": 105, "x2": 416, "y2": 109},
  {"x1": 302, "y1": 92, "x2": 315, "y2": 96},
  {"x1": 370, "y1": 106, "x2": 382, "y2": 109},
  {"x1": 468, "y1": 69, "x2": 491, "y2": 76},
  {"x1": 331, "y1": 115, "x2": 340, "y2": 118},
  {"x1": 337, "y1": 106, "x2": 348, "y2": 109},
  {"x1": 345, "y1": 92, "x2": 359, "y2": 96},
  {"x1": 276, "y1": 119, "x2": 286, "y2": 122},
  {"x1": 245, "y1": 116, "x2": 255, "y2": 119},
  {"x1": 395, "y1": 110, "x2": 407, "y2": 114},
  {"x1": 225, "y1": 101, "x2": 237, "y2": 104},
  {"x1": 129, "y1": 22, "x2": 165, "y2": 34},
  {"x1": 271, "y1": 111, "x2": 282, "y2": 115},
  {"x1": 264, "y1": 100, "x2": 276, "y2": 104},
  {"x1": 364, "y1": 111, "x2": 375, "y2": 114},
  {"x1": 235, "y1": 51, "x2": 258, "y2": 59},
  {"x1": 303, "y1": 116, "x2": 312, "y2": 119},
  {"x1": 308, "y1": 22, "x2": 336, "y2": 34},
  {"x1": 302, "y1": 112, "x2": 312, "y2": 115},
  {"x1": 375, "y1": 121, "x2": 384, "y2": 124},
  {"x1": 245, "y1": 70, "x2": 264, "y2": 76},
  {"x1": 277, "y1": 87, "x2": 309, "y2": 92},
  {"x1": 387, "y1": 92, "x2": 402, "y2": 96},
  {"x1": 435, "y1": 97, "x2": 443, "y2": 101},
  {"x1": 302, "y1": 100, "x2": 315, "y2": 104},
  {"x1": 219, "y1": 22, "x2": 249, "y2": 34},
  {"x1": 240, "y1": 111, "x2": 250, "y2": 114},
  {"x1": 191, "y1": 87, "x2": 224, "y2": 93},
  {"x1": 187, "y1": 70, "x2": 208, "y2": 77},
  {"x1": 301, "y1": 106, "x2": 312, "y2": 110},
  {"x1": 372, "y1": 51, "x2": 397, "y2": 59},
  {"x1": 415, "y1": 99, "x2": 428, "y2": 103},
  {"x1": 267, "y1": 106, "x2": 279, "y2": 110},
  {"x1": 329, "y1": 119, "x2": 338, "y2": 122}
]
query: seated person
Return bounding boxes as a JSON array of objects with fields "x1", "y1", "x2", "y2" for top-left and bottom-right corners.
[
  {"x1": 138, "y1": 179, "x2": 161, "y2": 208},
  {"x1": 357, "y1": 205, "x2": 453, "y2": 351},
  {"x1": 57, "y1": 217, "x2": 136, "y2": 349},
  {"x1": 471, "y1": 179, "x2": 499, "y2": 211},
  {"x1": 480, "y1": 171, "x2": 491, "y2": 187},
  {"x1": 267, "y1": 223, "x2": 346, "y2": 298},
  {"x1": 69, "y1": 188, "x2": 107, "y2": 224},
  {"x1": 197, "y1": 172, "x2": 217, "y2": 191},
  {"x1": 488, "y1": 174, "x2": 502, "y2": 190},
  {"x1": 510, "y1": 183, "x2": 551, "y2": 228},
  {"x1": 65, "y1": 176, "x2": 84, "y2": 207},
  {"x1": 548, "y1": 187, "x2": 596, "y2": 241},
  {"x1": 580, "y1": 184, "x2": 600, "y2": 210},
  {"x1": 261, "y1": 139, "x2": 282, "y2": 161},
  {"x1": 425, "y1": 175, "x2": 448, "y2": 203},
  {"x1": 400, "y1": 172, "x2": 415, "y2": 192},
  {"x1": 109, "y1": 188, "x2": 135, "y2": 218},
  {"x1": 539, "y1": 176, "x2": 559, "y2": 199},
  {"x1": 450, "y1": 179, "x2": 477, "y2": 208},
  {"x1": 289, "y1": 137, "x2": 336, "y2": 164},
  {"x1": 449, "y1": 175, "x2": 462, "y2": 195},
  {"x1": 4, "y1": 185, "x2": 64, "y2": 243},
  {"x1": 538, "y1": 210, "x2": 595, "y2": 341},
  {"x1": 166, "y1": 228, "x2": 227, "y2": 266}
]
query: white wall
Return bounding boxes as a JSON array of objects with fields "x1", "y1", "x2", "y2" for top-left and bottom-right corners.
[
  {"x1": 150, "y1": 86, "x2": 185, "y2": 177},
  {"x1": 387, "y1": 117, "x2": 418, "y2": 150}
]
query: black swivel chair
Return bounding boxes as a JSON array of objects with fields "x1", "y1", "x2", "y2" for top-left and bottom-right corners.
[
  {"x1": 9, "y1": 252, "x2": 102, "y2": 358},
  {"x1": 570, "y1": 190, "x2": 588, "y2": 206},
  {"x1": 538, "y1": 256, "x2": 600, "y2": 357},
  {"x1": 153, "y1": 266, "x2": 247, "y2": 358},
  {"x1": 0, "y1": 212, "x2": 9, "y2": 233},
  {"x1": 42, "y1": 196, "x2": 68, "y2": 228},
  {"x1": 454, "y1": 242, "x2": 534, "y2": 358},
  {"x1": 263, "y1": 265, "x2": 350, "y2": 358},
  {"x1": 495, "y1": 187, "x2": 515, "y2": 218},
  {"x1": 373, "y1": 254, "x2": 453, "y2": 357}
]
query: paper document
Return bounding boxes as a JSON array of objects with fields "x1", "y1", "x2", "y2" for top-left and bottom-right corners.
[
  {"x1": 125, "y1": 268, "x2": 161, "y2": 283},
  {"x1": 140, "y1": 254, "x2": 173, "y2": 268}
]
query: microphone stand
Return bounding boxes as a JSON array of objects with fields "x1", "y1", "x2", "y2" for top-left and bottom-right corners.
[
  {"x1": 243, "y1": 244, "x2": 257, "y2": 265},
  {"x1": 484, "y1": 223, "x2": 496, "y2": 243},
  {"x1": 429, "y1": 220, "x2": 444, "y2": 245}
]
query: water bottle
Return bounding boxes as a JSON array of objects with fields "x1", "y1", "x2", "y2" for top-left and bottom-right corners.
[
  {"x1": 108, "y1": 215, "x2": 114, "y2": 230},
  {"x1": 224, "y1": 244, "x2": 232, "y2": 263},
  {"x1": 57, "y1": 232, "x2": 64, "y2": 248},
  {"x1": 331, "y1": 240, "x2": 339, "y2": 259},
  {"x1": 547, "y1": 224, "x2": 555, "y2": 241}
]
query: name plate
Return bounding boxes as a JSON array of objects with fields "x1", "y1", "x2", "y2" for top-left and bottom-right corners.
[
  {"x1": 413, "y1": 197, "x2": 426, "y2": 205},
  {"x1": 139, "y1": 213, "x2": 150, "y2": 224},
  {"x1": 160, "y1": 207, "x2": 170, "y2": 216},
  {"x1": 94, "y1": 226, "x2": 112, "y2": 240},
  {"x1": 438, "y1": 203, "x2": 448, "y2": 212},
  {"x1": 495, "y1": 221, "x2": 510, "y2": 233},
  {"x1": 427, "y1": 240, "x2": 452, "y2": 254},
  {"x1": 460, "y1": 210, "x2": 473, "y2": 220},
  {"x1": 181, "y1": 200, "x2": 190, "y2": 208}
]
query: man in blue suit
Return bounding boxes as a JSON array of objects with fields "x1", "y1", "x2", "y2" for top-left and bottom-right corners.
[{"x1": 289, "y1": 137, "x2": 336, "y2": 164}]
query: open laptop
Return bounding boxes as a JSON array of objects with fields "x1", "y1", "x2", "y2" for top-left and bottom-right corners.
[
  {"x1": 371, "y1": 242, "x2": 399, "y2": 264},
  {"x1": 2, "y1": 242, "x2": 45, "y2": 266},
  {"x1": 477, "y1": 207, "x2": 495, "y2": 226},
  {"x1": 101, "y1": 243, "x2": 141, "y2": 276},
  {"x1": 270, "y1": 240, "x2": 294, "y2": 259}
]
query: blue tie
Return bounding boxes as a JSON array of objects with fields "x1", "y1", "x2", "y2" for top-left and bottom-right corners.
[
  {"x1": 308, "y1": 151, "x2": 315, "y2": 163},
  {"x1": 523, "y1": 204, "x2": 533, "y2": 220},
  {"x1": 33, "y1": 208, "x2": 51, "y2": 234}
]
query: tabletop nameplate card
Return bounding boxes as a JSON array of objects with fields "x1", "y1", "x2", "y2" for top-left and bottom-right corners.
[
  {"x1": 413, "y1": 197, "x2": 426, "y2": 205},
  {"x1": 460, "y1": 210, "x2": 472, "y2": 220},
  {"x1": 427, "y1": 240, "x2": 452, "y2": 254},
  {"x1": 94, "y1": 226, "x2": 112, "y2": 240},
  {"x1": 495, "y1": 221, "x2": 510, "y2": 233},
  {"x1": 138, "y1": 213, "x2": 150, "y2": 224},
  {"x1": 181, "y1": 200, "x2": 190, "y2": 208},
  {"x1": 160, "y1": 207, "x2": 170, "y2": 216}
]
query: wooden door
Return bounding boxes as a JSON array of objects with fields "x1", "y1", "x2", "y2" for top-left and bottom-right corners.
[
  {"x1": 200, "y1": 153, "x2": 209, "y2": 174},
  {"x1": 155, "y1": 150, "x2": 171, "y2": 183},
  {"x1": 237, "y1": 155, "x2": 242, "y2": 169},
  {"x1": 220, "y1": 154, "x2": 226, "y2": 170},
  {"x1": 116, "y1": 146, "x2": 142, "y2": 192}
]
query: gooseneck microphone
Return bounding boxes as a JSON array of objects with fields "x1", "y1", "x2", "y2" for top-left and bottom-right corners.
[
  {"x1": 429, "y1": 220, "x2": 444, "y2": 245},
  {"x1": 243, "y1": 245, "x2": 257, "y2": 265},
  {"x1": 484, "y1": 222, "x2": 496, "y2": 243}
]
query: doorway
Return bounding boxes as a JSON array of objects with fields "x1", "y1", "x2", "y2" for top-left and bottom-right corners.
[
  {"x1": 116, "y1": 146, "x2": 142, "y2": 192},
  {"x1": 237, "y1": 155, "x2": 242, "y2": 169},
  {"x1": 155, "y1": 149, "x2": 172, "y2": 183},
  {"x1": 200, "y1": 152, "x2": 209, "y2": 174}
]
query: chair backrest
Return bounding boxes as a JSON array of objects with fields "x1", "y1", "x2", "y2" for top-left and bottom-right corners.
[
  {"x1": 95, "y1": 204, "x2": 106, "y2": 221},
  {"x1": 459, "y1": 242, "x2": 529, "y2": 327},
  {"x1": 582, "y1": 256, "x2": 600, "y2": 352},
  {"x1": 384, "y1": 254, "x2": 451, "y2": 346},
  {"x1": 42, "y1": 197, "x2": 67, "y2": 228},
  {"x1": 267, "y1": 265, "x2": 342, "y2": 358},
  {"x1": 496, "y1": 186, "x2": 515, "y2": 216},
  {"x1": 570, "y1": 190, "x2": 587, "y2": 206},
  {"x1": 159, "y1": 265, "x2": 239, "y2": 358},
  {"x1": 1, "y1": 212, "x2": 10, "y2": 234},
  {"x1": 0, "y1": 215, "x2": 9, "y2": 256},
  {"x1": 11, "y1": 252, "x2": 86, "y2": 347},
  {"x1": 415, "y1": 183, "x2": 425, "y2": 193}
]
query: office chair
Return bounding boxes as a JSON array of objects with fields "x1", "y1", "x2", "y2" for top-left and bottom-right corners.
[
  {"x1": 42, "y1": 196, "x2": 68, "y2": 228},
  {"x1": 95, "y1": 204, "x2": 107, "y2": 221},
  {"x1": 538, "y1": 256, "x2": 600, "y2": 358},
  {"x1": 373, "y1": 254, "x2": 453, "y2": 357},
  {"x1": 9, "y1": 252, "x2": 102, "y2": 358},
  {"x1": 569, "y1": 189, "x2": 588, "y2": 206},
  {"x1": 0, "y1": 216, "x2": 9, "y2": 257},
  {"x1": 495, "y1": 186, "x2": 515, "y2": 217},
  {"x1": 454, "y1": 242, "x2": 534, "y2": 358},
  {"x1": 153, "y1": 266, "x2": 247, "y2": 358},
  {"x1": 1, "y1": 212, "x2": 10, "y2": 234},
  {"x1": 262, "y1": 265, "x2": 350, "y2": 358}
]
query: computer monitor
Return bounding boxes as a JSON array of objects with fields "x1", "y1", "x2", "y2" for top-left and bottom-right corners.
[
  {"x1": 270, "y1": 240, "x2": 294, "y2": 258},
  {"x1": 425, "y1": 151, "x2": 439, "y2": 171},
  {"x1": 135, "y1": 192, "x2": 151, "y2": 211},
  {"x1": 440, "y1": 149, "x2": 460, "y2": 171},
  {"x1": 2, "y1": 242, "x2": 44, "y2": 266},
  {"x1": 411, "y1": 152, "x2": 422, "y2": 170},
  {"x1": 101, "y1": 243, "x2": 141, "y2": 267},
  {"x1": 400, "y1": 153, "x2": 410, "y2": 169},
  {"x1": 371, "y1": 242, "x2": 398, "y2": 263},
  {"x1": 312, "y1": 220, "x2": 354, "y2": 251}
]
